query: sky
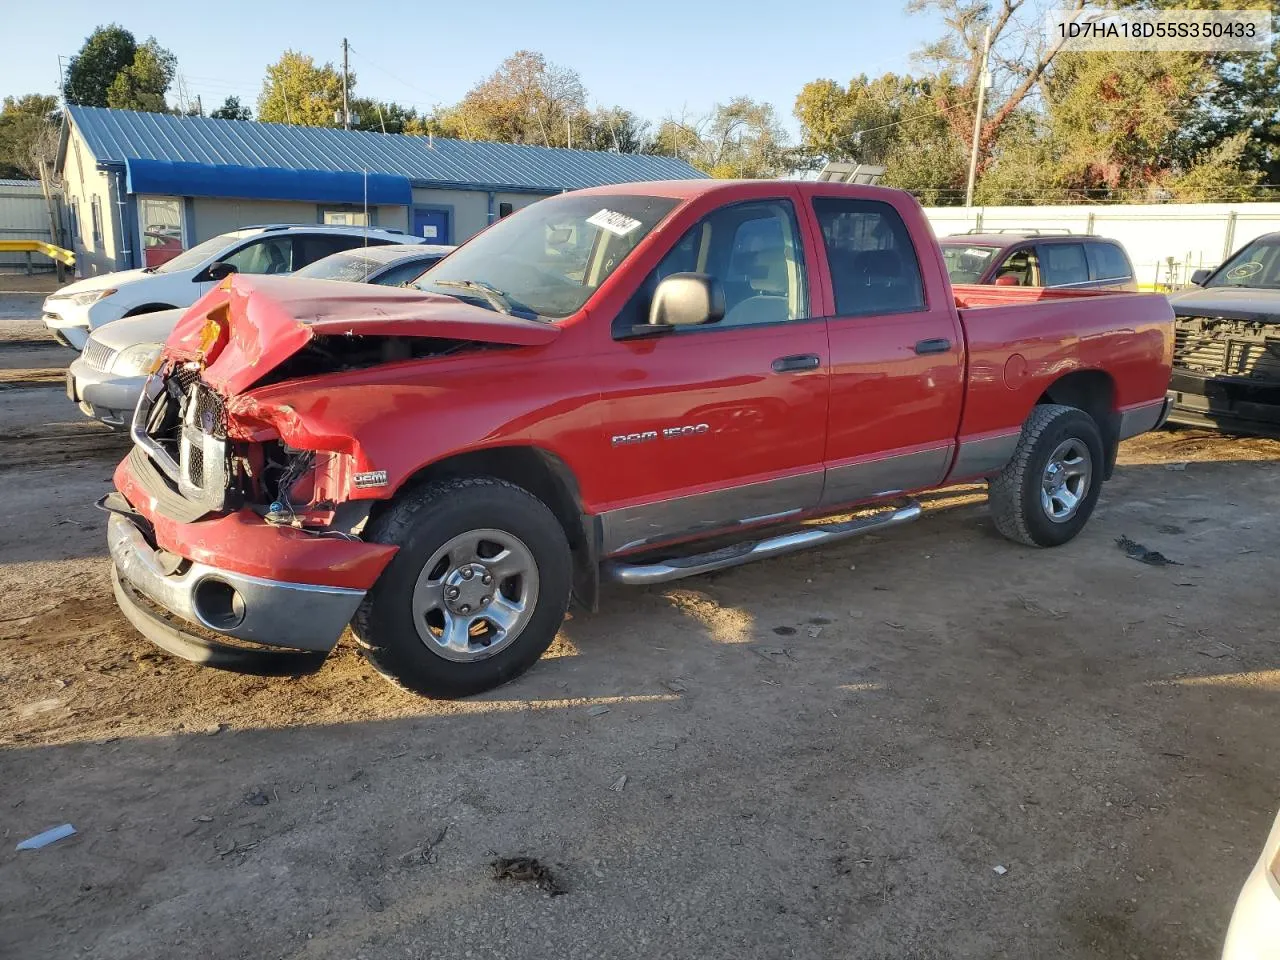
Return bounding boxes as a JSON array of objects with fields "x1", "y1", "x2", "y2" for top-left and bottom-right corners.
[{"x1": 1, "y1": 0, "x2": 945, "y2": 139}]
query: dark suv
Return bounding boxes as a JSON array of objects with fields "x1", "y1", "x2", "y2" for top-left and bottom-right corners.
[{"x1": 939, "y1": 231, "x2": 1137, "y2": 291}]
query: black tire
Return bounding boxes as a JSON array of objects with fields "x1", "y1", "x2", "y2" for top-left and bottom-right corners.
[
  {"x1": 989, "y1": 404, "x2": 1105, "y2": 548},
  {"x1": 352, "y1": 477, "x2": 572, "y2": 698}
]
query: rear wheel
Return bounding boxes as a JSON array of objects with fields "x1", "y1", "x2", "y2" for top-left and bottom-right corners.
[
  {"x1": 352, "y1": 477, "x2": 572, "y2": 698},
  {"x1": 989, "y1": 404, "x2": 1104, "y2": 547}
]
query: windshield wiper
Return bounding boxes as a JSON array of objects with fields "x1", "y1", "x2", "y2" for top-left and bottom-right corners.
[{"x1": 431, "y1": 279, "x2": 512, "y2": 315}]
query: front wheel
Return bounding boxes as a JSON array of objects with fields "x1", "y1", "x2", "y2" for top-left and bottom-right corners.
[
  {"x1": 989, "y1": 404, "x2": 1104, "y2": 547},
  {"x1": 352, "y1": 477, "x2": 572, "y2": 698}
]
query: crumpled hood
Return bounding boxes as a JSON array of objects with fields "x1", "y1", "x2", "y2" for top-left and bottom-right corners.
[
  {"x1": 165, "y1": 274, "x2": 560, "y2": 396},
  {"x1": 1168, "y1": 286, "x2": 1280, "y2": 323}
]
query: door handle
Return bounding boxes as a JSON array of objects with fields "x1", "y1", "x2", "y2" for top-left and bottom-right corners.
[
  {"x1": 772, "y1": 353, "x2": 821, "y2": 373},
  {"x1": 914, "y1": 338, "x2": 952, "y2": 355}
]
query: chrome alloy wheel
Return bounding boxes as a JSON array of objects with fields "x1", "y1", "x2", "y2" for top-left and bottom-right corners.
[
  {"x1": 1040, "y1": 438, "x2": 1093, "y2": 523},
  {"x1": 410, "y1": 528, "x2": 539, "y2": 662}
]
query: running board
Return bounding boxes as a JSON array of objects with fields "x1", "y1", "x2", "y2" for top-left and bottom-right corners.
[{"x1": 603, "y1": 501, "x2": 923, "y2": 586}]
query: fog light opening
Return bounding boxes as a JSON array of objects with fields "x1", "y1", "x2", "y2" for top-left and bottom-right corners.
[{"x1": 193, "y1": 578, "x2": 246, "y2": 630}]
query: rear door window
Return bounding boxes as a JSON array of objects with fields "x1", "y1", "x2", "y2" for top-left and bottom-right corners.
[
  {"x1": 811, "y1": 198, "x2": 925, "y2": 316},
  {"x1": 1038, "y1": 242, "x2": 1090, "y2": 287},
  {"x1": 295, "y1": 234, "x2": 367, "y2": 268},
  {"x1": 373, "y1": 258, "x2": 442, "y2": 286},
  {"x1": 1086, "y1": 241, "x2": 1132, "y2": 281}
]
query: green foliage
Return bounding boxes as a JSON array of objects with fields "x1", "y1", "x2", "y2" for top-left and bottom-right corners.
[
  {"x1": 257, "y1": 51, "x2": 347, "y2": 126},
  {"x1": 210, "y1": 96, "x2": 252, "y2": 121},
  {"x1": 576, "y1": 107, "x2": 650, "y2": 153},
  {"x1": 1166, "y1": 133, "x2": 1263, "y2": 202},
  {"x1": 105, "y1": 38, "x2": 176, "y2": 112},
  {"x1": 652, "y1": 98, "x2": 791, "y2": 178},
  {"x1": 0, "y1": 94, "x2": 60, "y2": 179},
  {"x1": 64, "y1": 25, "x2": 137, "y2": 107},
  {"x1": 349, "y1": 99, "x2": 422, "y2": 134},
  {"x1": 434, "y1": 50, "x2": 586, "y2": 147},
  {"x1": 794, "y1": 73, "x2": 967, "y2": 201}
]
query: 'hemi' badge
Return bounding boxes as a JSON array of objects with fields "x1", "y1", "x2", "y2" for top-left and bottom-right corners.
[{"x1": 354, "y1": 470, "x2": 389, "y2": 488}]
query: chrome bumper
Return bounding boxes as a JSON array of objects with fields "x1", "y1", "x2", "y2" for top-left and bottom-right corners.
[{"x1": 108, "y1": 512, "x2": 364, "y2": 655}]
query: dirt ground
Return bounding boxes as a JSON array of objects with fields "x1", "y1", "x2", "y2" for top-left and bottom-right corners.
[{"x1": 2, "y1": 294, "x2": 1278, "y2": 959}]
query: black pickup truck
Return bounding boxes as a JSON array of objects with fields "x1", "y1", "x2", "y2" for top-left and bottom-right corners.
[{"x1": 1167, "y1": 231, "x2": 1280, "y2": 437}]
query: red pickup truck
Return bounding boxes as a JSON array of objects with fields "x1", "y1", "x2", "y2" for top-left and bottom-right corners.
[{"x1": 104, "y1": 180, "x2": 1174, "y2": 697}]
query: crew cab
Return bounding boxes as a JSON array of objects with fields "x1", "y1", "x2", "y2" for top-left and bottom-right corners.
[
  {"x1": 1167, "y1": 231, "x2": 1280, "y2": 437},
  {"x1": 103, "y1": 180, "x2": 1174, "y2": 698}
]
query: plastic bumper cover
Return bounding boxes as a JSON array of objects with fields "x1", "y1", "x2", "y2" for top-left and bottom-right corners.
[
  {"x1": 67, "y1": 356, "x2": 145, "y2": 425},
  {"x1": 108, "y1": 511, "x2": 366, "y2": 672}
]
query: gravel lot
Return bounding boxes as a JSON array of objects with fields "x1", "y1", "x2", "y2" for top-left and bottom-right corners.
[{"x1": 2, "y1": 292, "x2": 1278, "y2": 959}]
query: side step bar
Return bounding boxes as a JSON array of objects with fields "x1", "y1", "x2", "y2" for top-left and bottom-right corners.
[{"x1": 603, "y1": 500, "x2": 923, "y2": 586}]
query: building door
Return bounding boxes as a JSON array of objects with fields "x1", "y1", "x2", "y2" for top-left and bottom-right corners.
[{"x1": 413, "y1": 208, "x2": 450, "y2": 244}]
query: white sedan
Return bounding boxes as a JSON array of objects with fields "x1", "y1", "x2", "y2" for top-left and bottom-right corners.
[
  {"x1": 42, "y1": 224, "x2": 416, "y2": 349},
  {"x1": 66, "y1": 242, "x2": 454, "y2": 427}
]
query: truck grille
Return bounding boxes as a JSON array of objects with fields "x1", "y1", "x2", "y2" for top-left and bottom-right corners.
[
  {"x1": 1174, "y1": 316, "x2": 1280, "y2": 381},
  {"x1": 82, "y1": 339, "x2": 118, "y2": 371},
  {"x1": 130, "y1": 371, "x2": 230, "y2": 517}
]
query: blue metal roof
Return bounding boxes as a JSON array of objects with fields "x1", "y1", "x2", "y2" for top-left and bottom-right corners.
[{"x1": 67, "y1": 106, "x2": 706, "y2": 196}]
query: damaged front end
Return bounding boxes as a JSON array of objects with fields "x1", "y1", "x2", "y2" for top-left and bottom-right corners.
[
  {"x1": 1169, "y1": 313, "x2": 1280, "y2": 437},
  {"x1": 107, "y1": 275, "x2": 559, "y2": 673}
]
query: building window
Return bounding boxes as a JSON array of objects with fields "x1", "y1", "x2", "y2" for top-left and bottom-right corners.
[
  {"x1": 138, "y1": 196, "x2": 184, "y2": 268},
  {"x1": 90, "y1": 197, "x2": 102, "y2": 248},
  {"x1": 499, "y1": 202, "x2": 513, "y2": 219},
  {"x1": 70, "y1": 198, "x2": 80, "y2": 241},
  {"x1": 321, "y1": 207, "x2": 369, "y2": 226}
]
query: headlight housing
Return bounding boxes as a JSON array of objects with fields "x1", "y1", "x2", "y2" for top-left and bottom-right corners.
[
  {"x1": 112, "y1": 342, "x2": 164, "y2": 376},
  {"x1": 68, "y1": 287, "x2": 117, "y2": 306}
]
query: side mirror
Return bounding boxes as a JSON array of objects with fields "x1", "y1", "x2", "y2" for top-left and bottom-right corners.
[
  {"x1": 649, "y1": 273, "x2": 725, "y2": 328},
  {"x1": 1189, "y1": 268, "x2": 1210, "y2": 286},
  {"x1": 200, "y1": 261, "x2": 238, "y2": 282}
]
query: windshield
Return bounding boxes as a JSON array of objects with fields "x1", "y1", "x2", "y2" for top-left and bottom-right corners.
[
  {"x1": 294, "y1": 251, "x2": 388, "y2": 283},
  {"x1": 940, "y1": 244, "x2": 1000, "y2": 284},
  {"x1": 412, "y1": 193, "x2": 680, "y2": 318},
  {"x1": 1206, "y1": 236, "x2": 1280, "y2": 290},
  {"x1": 152, "y1": 233, "x2": 244, "y2": 274}
]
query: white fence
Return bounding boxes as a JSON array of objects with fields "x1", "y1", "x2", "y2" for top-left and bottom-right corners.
[
  {"x1": 922, "y1": 202, "x2": 1280, "y2": 289},
  {"x1": 0, "y1": 178, "x2": 59, "y2": 271}
]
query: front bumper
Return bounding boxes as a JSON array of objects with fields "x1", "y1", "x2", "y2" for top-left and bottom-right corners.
[
  {"x1": 67, "y1": 355, "x2": 145, "y2": 427},
  {"x1": 42, "y1": 298, "x2": 126, "y2": 350},
  {"x1": 1168, "y1": 369, "x2": 1280, "y2": 438},
  {"x1": 107, "y1": 510, "x2": 366, "y2": 671}
]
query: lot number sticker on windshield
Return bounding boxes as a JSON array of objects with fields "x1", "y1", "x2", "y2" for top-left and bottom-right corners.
[{"x1": 587, "y1": 209, "x2": 643, "y2": 237}]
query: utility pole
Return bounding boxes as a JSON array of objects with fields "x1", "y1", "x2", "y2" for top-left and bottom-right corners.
[
  {"x1": 964, "y1": 25, "x2": 992, "y2": 208},
  {"x1": 341, "y1": 38, "x2": 351, "y2": 129}
]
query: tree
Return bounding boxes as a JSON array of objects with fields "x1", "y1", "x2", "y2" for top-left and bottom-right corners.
[
  {"x1": 64, "y1": 25, "x2": 137, "y2": 107},
  {"x1": 652, "y1": 98, "x2": 792, "y2": 178},
  {"x1": 0, "y1": 94, "x2": 60, "y2": 180},
  {"x1": 436, "y1": 50, "x2": 587, "y2": 146},
  {"x1": 794, "y1": 73, "x2": 968, "y2": 202},
  {"x1": 350, "y1": 98, "x2": 421, "y2": 134},
  {"x1": 908, "y1": 0, "x2": 1087, "y2": 173},
  {"x1": 257, "y1": 51, "x2": 347, "y2": 126},
  {"x1": 210, "y1": 96, "x2": 252, "y2": 121},
  {"x1": 105, "y1": 38, "x2": 176, "y2": 112},
  {"x1": 577, "y1": 107, "x2": 650, "y2": 153}
]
